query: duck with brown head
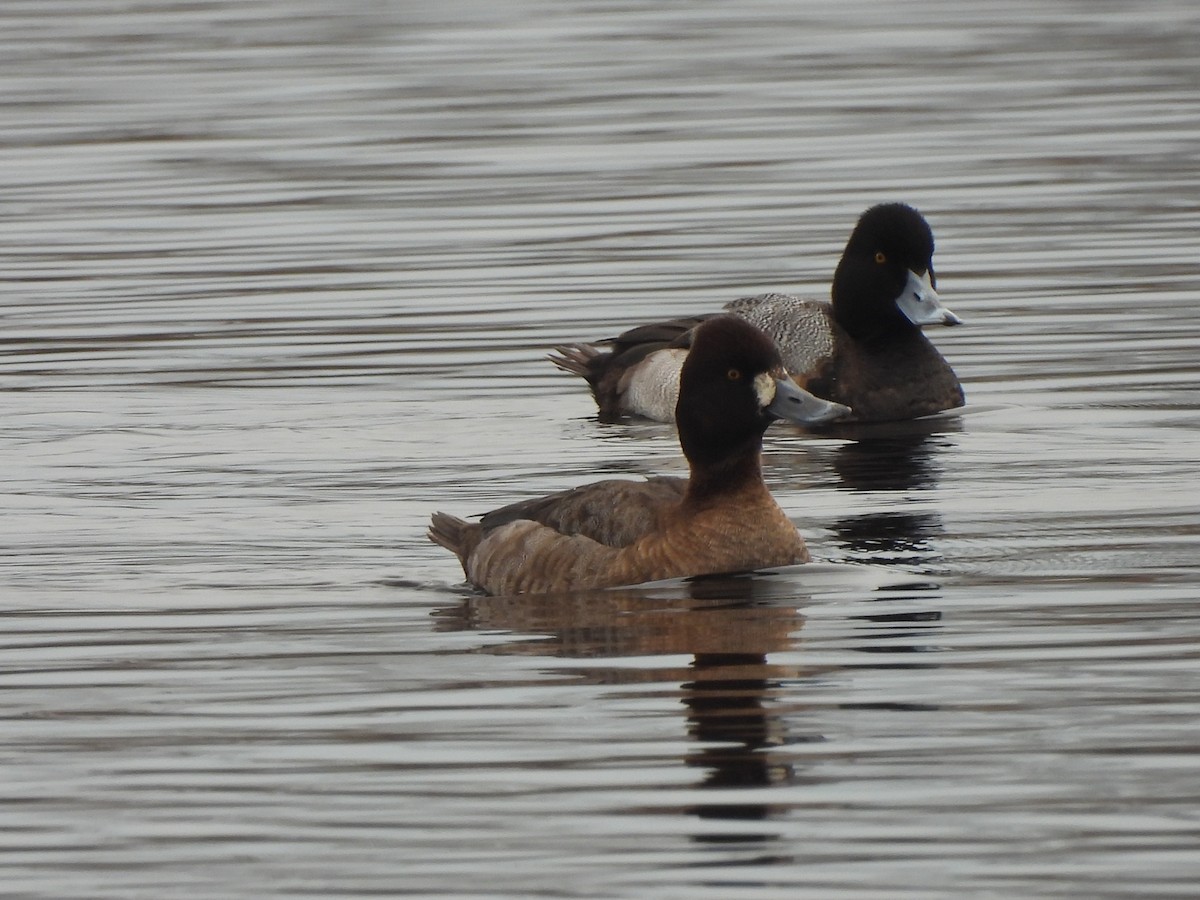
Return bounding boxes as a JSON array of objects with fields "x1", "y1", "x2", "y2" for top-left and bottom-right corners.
[{"x1": 429, "y1": 316, "x2": 841, "y2": 596}]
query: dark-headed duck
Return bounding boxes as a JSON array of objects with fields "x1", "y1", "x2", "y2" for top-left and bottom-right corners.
[
  {"x1": 552, "y1": 203, "x2": 963, "y2": 424},
  {"x1": 429, "y1": 316, "x2": 833, "y2": 596}
]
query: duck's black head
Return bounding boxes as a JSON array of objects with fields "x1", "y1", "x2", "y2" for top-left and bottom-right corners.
[
  {"x1": 675, "y1": 316, "x2": 791, "y2": 473},
  {"x1": 831, "y1": 203, "x2": 959, "y2": 342}
]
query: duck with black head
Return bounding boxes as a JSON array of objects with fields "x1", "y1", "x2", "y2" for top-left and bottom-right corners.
[
  {"x1": 552, "y1": 203, "x2": 963, "y2": 424},
  {"x1": 429, "y1": 316, "x2": 845, "y2": 596}
]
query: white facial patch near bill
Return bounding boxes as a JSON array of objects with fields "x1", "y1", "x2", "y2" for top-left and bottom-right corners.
[{"x1": 753, "y1": 371, "x2": 776, "y2": 408}]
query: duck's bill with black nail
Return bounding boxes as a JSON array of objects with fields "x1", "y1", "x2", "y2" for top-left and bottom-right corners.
[
  {"x1": 895, "y1": 269, "x2": 962, "y2": 327},
  {"x1": 755, "y1": 371, "x2": 852, "y2": 425}
]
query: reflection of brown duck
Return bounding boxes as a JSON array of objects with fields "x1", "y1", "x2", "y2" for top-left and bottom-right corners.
[
  {"x1": 682, "y1": 651, "x2": 813, "y2": 836},
  {"x1": 435, "y1": 576, "x2": 815, "y2": 841},
  {"x1": 433, "y1": 574, "x2": 806, "y2": 661},
  {"x1": 435, "y1": 572, "x2": 946, "y2": 844}
]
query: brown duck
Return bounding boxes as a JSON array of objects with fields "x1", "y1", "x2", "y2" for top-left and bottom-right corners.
[{"x1": 429, "y1": 315, "x2": 843, "y2": 595}]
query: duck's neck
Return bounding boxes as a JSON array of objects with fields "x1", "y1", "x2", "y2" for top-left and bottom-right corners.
[
  {"x1": 683, "y1": 443, "x2": 769, "y2": 507},
  {"x1": 834, "y1": 297, "x2": 919, "y2": 346}
]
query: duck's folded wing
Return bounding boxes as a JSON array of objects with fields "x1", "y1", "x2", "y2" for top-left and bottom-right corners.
[
  {"x1": 603, "y1": 314, "x2": 712, "y2": 352},
  {"x1": 478, "y1": 475, "x2": 687, "y2": 548},
  {"x1": 466, "y1": 519, "x2": 632, "y2": 595}
]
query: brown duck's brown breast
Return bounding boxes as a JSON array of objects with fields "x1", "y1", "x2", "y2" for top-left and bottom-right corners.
[{"x1": 619, "y1": 492, "x2": 809, "y2": 581}]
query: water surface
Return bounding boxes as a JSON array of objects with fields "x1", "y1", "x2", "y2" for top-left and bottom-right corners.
[{"x1": 2, "y1": 1, "x2": 1199, "y2": 897}]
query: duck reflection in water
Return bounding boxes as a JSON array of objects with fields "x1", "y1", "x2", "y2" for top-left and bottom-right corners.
[
  {"x1": 435, "y1": 575, "x2": 806, "y2": 842},
  {"x1": 824, "y1": 421, "x2": 960, "y2": 569},
  {"x1": 678, "y1": 650, "x2": 805, "y2": 842},
  {"x1": 434, "y1": 566, "x2": 946, "y2": 847},
  {"x1": 435, "y1": 574, "x2": 824, "y2": 847},
  {"x1": 434, "y1": 572, "x2": 805, "y2": 663}
]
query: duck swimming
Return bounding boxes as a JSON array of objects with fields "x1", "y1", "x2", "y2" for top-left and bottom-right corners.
[
  {"x1": 429, "y1": 316, "x2": 839, "y2": 596},
  {"x1": 552, "y1": 203, "x2": 963, "y2": 424}
]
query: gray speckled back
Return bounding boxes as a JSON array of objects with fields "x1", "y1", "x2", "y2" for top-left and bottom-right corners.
[{"x1": 723, "y1": 293, "x2": 836, "y2": 378}]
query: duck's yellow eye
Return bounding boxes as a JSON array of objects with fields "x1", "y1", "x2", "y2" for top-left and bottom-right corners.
[
  {"x1": 875, "y1": 251, "x2": 887, "y2": 264},
  {"x1": 727, "y1": 368, "x2": 742, "y2": 381}
]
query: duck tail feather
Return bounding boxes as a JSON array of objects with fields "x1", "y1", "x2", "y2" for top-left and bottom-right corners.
[
  {"x1": 548, "y1": 343, "x2": 601, "y2": 379},
  {"x1": 428, "y1": 512, "x2": 472, "y2": 563}
]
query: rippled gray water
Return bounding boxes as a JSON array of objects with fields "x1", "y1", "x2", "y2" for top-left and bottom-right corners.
[{"x1": 3, "y1": 1, "x2": 1199, "y2": 897}]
